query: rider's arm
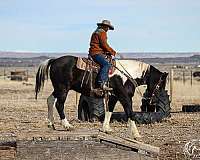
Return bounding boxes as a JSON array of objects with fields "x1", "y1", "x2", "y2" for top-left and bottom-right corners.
[{"x1": 99, "y1": 31, "x2": 116, "y2": 56}]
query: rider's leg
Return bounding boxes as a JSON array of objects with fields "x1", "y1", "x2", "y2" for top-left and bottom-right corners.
[{"x1": 92, "y1": 54, "x2": 111, "y2": 88}]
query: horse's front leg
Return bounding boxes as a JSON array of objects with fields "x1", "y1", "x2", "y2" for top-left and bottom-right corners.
[
  {"x1": 127, "y1": 101, "x2": 141, "y2": 139},
  {"x1": 127, "y1": 117, "x2": 141, "y2": 139},
  {"x1": 119, "y1": 94, "x2": 141, "y2": 139},
  {"x1": 102, "y1": 95, "x2": 118, "y2": 133},
  {"x1": 55, "y1": 90, "x2": 73, "y2": 130}
]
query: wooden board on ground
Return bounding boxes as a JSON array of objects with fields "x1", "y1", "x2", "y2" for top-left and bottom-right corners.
[
  {"x1": 0, "y1": 130, "x2": 159, "y2": 159},
  {"x1": 0, "y1": 133, "x2": 17, "y2": 159},
  {"x1": 0, "y1": 133, "x2": 16, "y2": 147},
  {"x1": 98, "y1": 132, "x2": 159, "y2": 157}
]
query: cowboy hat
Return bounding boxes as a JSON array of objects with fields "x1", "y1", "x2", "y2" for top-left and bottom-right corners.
[{"x1": 97, "y1": 20, "x2": 114, "y2": 30}]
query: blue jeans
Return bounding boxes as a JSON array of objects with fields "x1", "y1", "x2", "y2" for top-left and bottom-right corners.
[{"x1": 92, "y1": 54, "x2": 111, "y2": 85}]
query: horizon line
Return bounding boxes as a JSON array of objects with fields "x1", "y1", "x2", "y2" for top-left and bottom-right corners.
[{"x1": 1, "y1": 50, "x2": 200, "y2": 54}]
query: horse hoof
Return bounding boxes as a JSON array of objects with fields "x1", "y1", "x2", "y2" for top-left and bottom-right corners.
[
  {"x1": 100, "y1": 128, "x2": 113, "y2": 134},
  {"x1": 64, "y1": 125, "x2": 74, "y2": 131},
  {"x1": 104, "y1": 130, "x2": 113, "y2": 134},
  {"x1": 90, "y1": 116, "x2": 99, "y2": 123},
  {"x1": 131, "y1": 134, "x2": 142, "y2": 142},
  {"x1": 66, "y1": 127, "x2": 74, "y2": 131},
  {"x1": 134, "y1": 136, "x2": 143, "y2": 142},
  {"x1": 48, "y1": 124, "x2": 56, "y2": 130}
]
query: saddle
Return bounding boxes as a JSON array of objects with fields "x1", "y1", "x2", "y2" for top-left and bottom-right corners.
[
  {"x1": 76, "y1": 55, "x2": 116, "y2": 96},
  {"x1": 76, "y1": 55, "x2": 116, "y2": 74}
]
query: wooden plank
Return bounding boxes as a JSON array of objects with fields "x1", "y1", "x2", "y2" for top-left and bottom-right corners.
[
  {"x1": 0, "y1": 133, "x2": 16, "y2": 148},
  {"x1": 1, "y1": 130, "x2": 159, "y2": 158},
  {"x1": 170, "y1": 69, "x2": 173, "y2": 102},
  {"x1": 98, "y1": 133, "x2": 159, "y2": 156},
  {"x1": 17, "y1": 129, "x2": 100, "y2": 141},
  {"x1": 17, "y1": 140, "x2": 154, "y2": 160},
  {"x1": 121, "y1": 137, "x2": 159, "y2": 154},
  {"x1": 0, "y1": 133, "x2": 17, "y2": 159}
]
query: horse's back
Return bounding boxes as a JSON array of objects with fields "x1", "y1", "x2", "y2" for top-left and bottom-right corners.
[
  {"x1": 51, "y1": 55, "x2": 78, "y2": 68},
  {"x1": 49, "y1": 55, "x2": 78, "y2": 84}
]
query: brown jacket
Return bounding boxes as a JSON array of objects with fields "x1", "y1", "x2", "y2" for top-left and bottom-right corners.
[{"x1": 89, "y1": 28, "x2": 116, "y2": 56}]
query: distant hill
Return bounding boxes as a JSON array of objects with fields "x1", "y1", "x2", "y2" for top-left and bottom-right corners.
[
  {"x1": 0, "y1": 51, "x2": 86, "y2": 58},
  {"x1": 1, "y1": 51, "x2": 200, "y2": 58},
  {"x1": 0, "y1": 56, "x2": 52, "y2": 67},
  {"x1": 0, "y1": 51, "x2": 199, "y2": 67},
  {"x1": 141, "y1": 54, "x2": 200, "y2": 64}
]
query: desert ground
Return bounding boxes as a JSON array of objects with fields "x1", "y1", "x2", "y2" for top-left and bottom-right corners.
[{"x1": 0, "y1": 64, "x2": 200, "y2": 159}]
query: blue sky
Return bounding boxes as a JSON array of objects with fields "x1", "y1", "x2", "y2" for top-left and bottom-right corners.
[{"x1": 0, "y1": 0, "x2": 200, "y2": 53}]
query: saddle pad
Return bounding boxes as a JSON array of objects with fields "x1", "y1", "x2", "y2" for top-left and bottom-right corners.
[
  {"x1": 76, "y1": 57, "x2": 88, "y2": 70},
  {"x1": 76, "y1": 57, "x2": 116, "y2": 74}
]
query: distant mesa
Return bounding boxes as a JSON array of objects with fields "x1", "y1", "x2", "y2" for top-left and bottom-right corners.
[{"x1": 0, "y1": 51, "x2": 199, "y2": 67}]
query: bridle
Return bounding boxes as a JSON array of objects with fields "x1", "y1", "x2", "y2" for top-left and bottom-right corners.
[
  {"x1": 149, "y1": 75, "x2": 166, "y2": 105},
  {"x1": 112, "y1": 59, "x2": 168, "y2": 105}
]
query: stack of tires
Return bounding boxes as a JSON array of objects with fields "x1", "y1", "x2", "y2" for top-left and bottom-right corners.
[
  {"x1": 78, "y1": 95, "x2": 105, "y2": 122},
  {"x1": 134, "y1": 89, "x2": 171, "y2": 124},
  {"x1": 78, "y1": 89, "x2": 171, "y2": 124}
]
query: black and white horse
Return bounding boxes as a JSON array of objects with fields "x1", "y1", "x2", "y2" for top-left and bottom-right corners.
[{"x1": 35, "y1": 55, "x2": 168, "y2": 139}]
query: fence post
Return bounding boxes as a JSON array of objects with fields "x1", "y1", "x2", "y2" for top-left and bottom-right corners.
[
  {"x1": 170, "y1": 69, "x2": 173, "y2": 103},
  {"x1": 183, "y1": 71, "x2": 185, "y2": 85},
  {"x1": 75, "y1": 92, "x2": 80, "y2": 118},
  {"x1": 4, "y1": 68, "x2": 6, "y2": 80},
  {"x1": 190, "y1": 70, "x2": 193, "y2": 86},
  {"x1": 26, "y1": 69, "x2": 29, "y2": 81}
]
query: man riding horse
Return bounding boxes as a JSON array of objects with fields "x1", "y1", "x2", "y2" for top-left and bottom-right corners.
[
  {"x1": 89, "y1": 20, "x2": 116, "y2": 91},
  {"x1": 35, "y1": 19, "x2": 169, "y2": 140}
]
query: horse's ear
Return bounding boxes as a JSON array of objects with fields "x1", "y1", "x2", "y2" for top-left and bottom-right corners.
[
  {"x1": 164, "y1": 72, "x2": 168, "y2": 77},
  {"x1": 161, "y1": 72, "x2": 168, "y2": 80}
]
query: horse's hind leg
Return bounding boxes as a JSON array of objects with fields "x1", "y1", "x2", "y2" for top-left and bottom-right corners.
[
  {"x1": 54, "y1": 90, "x2": 73, "y2": 130},
  {"x1": 47, "y1": 93, "x2": 57, "y2": 130}
]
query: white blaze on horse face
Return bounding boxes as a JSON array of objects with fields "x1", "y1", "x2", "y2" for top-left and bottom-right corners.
[
  {"x1": 110, "y1": 60, "x2": 150, "y2": 84},
  {"x1": 128, "y1": 118, "x2": 141, "y2": 138},
  {"x1": 47, "y1": 94, "x2": 57, "y2": 126}
]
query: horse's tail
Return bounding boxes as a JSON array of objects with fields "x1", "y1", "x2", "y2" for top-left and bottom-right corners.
[{"x1": 35, "y1": 59, "x2": 55, "y2": 99}]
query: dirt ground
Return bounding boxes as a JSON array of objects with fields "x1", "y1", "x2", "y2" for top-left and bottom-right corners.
[{"x1": 0, "y1": 66, "x2": 200, "y2": 160}]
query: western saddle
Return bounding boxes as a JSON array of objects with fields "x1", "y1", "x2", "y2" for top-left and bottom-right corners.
[{"x1": 76, "y1": 54, "x2": 116, "y2": 96}]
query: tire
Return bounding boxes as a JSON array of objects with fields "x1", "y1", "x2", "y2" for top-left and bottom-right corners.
[{"x1": 182, "y1": 105, "x2": 200, "y2": 112}]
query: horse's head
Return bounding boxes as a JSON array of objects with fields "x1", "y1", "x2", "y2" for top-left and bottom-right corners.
[{"x1": 145, "y1": 66, "x2": 168, "y2": 97}]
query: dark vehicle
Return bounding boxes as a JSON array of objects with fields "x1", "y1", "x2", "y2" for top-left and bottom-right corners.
[{"x1": 193, "y1": 71, "x2": 200, "y2": 77}]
